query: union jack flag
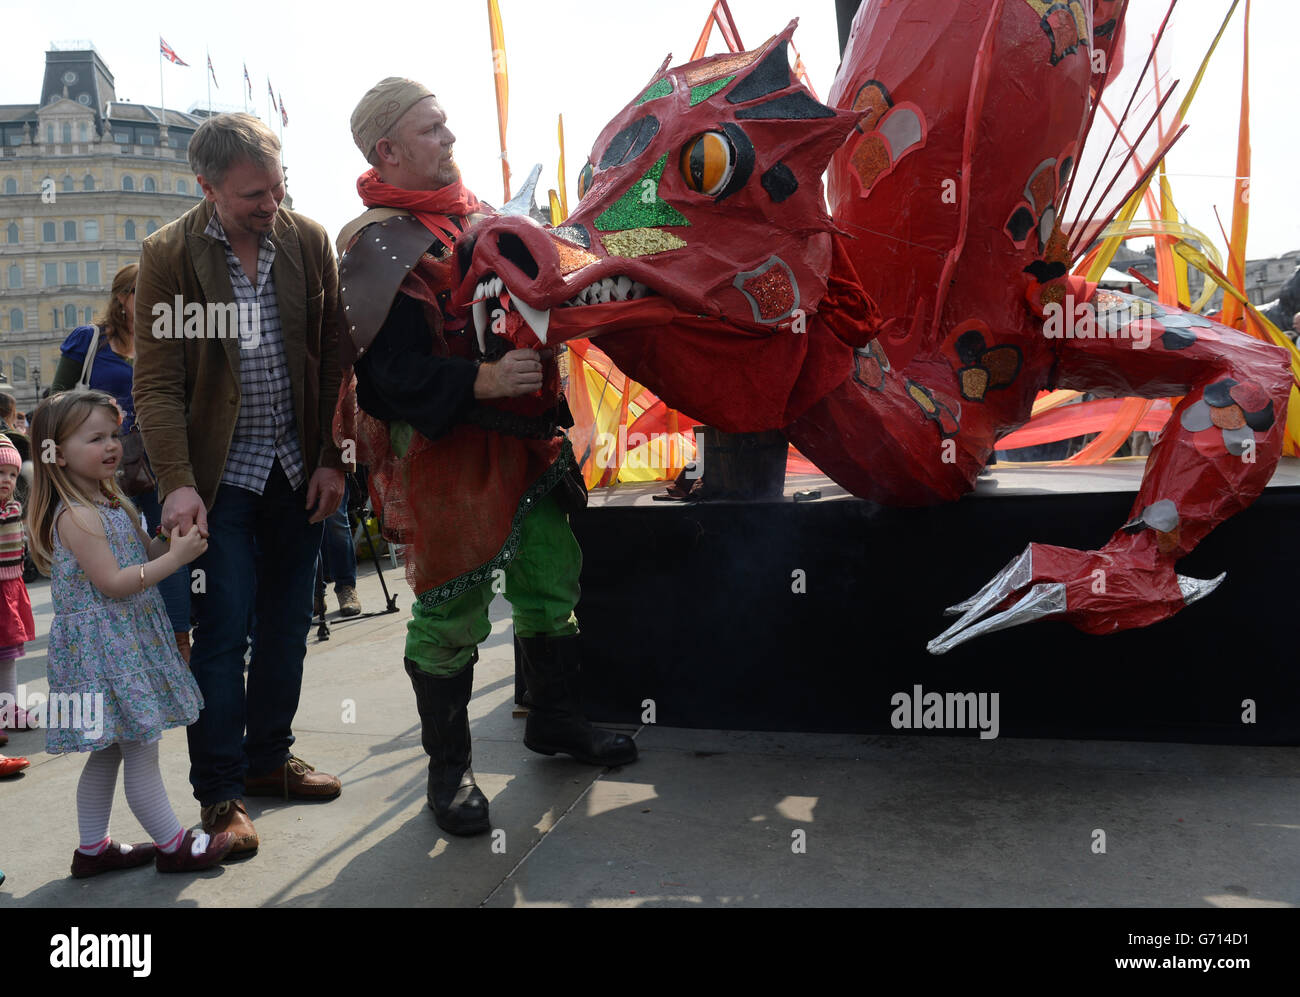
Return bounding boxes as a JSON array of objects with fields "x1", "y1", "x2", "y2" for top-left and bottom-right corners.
[
  {"x1": 278, "y1": 93, "x2": 288, "y2": 127},
  {"x1": 207, "y1": 54, "x2": 218, "y2": 88},
  {"x1": 243, "y1": 62, "x2": 253, "y2": 99},
  {"x1": 159, "y1": 37, "x2": 188, "y2": 66}
]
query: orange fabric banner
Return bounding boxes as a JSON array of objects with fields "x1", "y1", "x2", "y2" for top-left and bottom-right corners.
[{"x1": 1220, "y1": 0, "x2": 1251, "y2": 329}]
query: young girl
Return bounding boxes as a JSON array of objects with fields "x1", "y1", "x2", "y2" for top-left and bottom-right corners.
[
  {"x1": 28, "y1": 390, "x2": 233, "y2": 875},
  {"x1": 0, "y1": 434, "x2": 36, "y2": 733}
]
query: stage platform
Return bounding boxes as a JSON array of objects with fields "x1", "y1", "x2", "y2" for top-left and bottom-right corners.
[{"x1": 524, "y1": 457, "x2": 1300, "y2": 745}]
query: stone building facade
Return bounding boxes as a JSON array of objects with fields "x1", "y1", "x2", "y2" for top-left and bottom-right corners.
[{"x1": 0, "y1": 43, "x2": 204, "y2": 408}]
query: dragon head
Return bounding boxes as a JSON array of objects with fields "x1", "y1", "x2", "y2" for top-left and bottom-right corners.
[{"x1": 453, "y1": 21, "x2": 861, "y2": 363}]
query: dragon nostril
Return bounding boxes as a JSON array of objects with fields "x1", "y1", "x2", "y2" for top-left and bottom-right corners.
[{"x1": 497, "y1": 232, "x2": 539, "y2": 280}]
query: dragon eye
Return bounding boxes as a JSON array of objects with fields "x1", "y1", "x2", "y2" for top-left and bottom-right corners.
[
  {"x1": 680, "y1": 131, "x2": 735, "y2": 197},
  {"x1": 577, "y1": 162, "x2": 594, "y2": 200}
]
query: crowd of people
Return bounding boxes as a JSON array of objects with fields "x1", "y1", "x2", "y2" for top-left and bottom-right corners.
[{"x1": 0, "y1": 82, "x2": 631, "y2": 886}]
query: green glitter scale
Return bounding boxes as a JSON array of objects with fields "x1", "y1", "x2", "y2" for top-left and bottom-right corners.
[
  {"x1": 636, "y1": 78, "x2": 673, "y2": 105},
  {"x1": 689, "y1": 75, "x2": 734, "y2": 106},
  {"x1": 594, "y1": 155, "x2": 690, "y2": 231}
]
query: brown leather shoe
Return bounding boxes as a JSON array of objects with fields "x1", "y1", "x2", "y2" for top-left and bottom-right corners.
[
  {"x1": 243, "y1": 755, "x2": 341, "y2": 801},
  {"x1": 200, "y1": 799, "x2": 259, "y2": 857}
]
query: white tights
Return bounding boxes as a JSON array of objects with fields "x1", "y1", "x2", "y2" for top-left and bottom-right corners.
[{"x1": 76, "y1": 740, "x2": 184, "y2": 851}]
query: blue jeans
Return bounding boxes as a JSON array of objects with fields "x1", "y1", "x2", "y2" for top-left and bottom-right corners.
[
  {"x1": 318, "y1": 481, "x2": 356, "y2": 590},
  {"x1": 135, "y1": 487, "x2": 192, "y2": 633},
  {"x1": 186, "y1": 462, "x2": 323, "y2": 806}
]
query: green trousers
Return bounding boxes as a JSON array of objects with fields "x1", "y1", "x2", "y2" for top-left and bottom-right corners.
[{"x1": 406, "y1": 492, "x2": 581, "y2": 676}]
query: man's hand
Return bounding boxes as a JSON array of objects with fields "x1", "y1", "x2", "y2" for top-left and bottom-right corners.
[
  {"x1": 162, "y1": 485, "x2": 209, "y2": 538},
  {"x1": 305, "y1": 467, "x2": 346, "y2": 524},
  {"x1": 474, "y1": 348, "x2": 544, "y2": 399}
]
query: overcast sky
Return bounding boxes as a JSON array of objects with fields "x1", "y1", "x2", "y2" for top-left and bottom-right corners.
[{"x1": 2, "y1": 0, "x2": 1293, "y2": 261}]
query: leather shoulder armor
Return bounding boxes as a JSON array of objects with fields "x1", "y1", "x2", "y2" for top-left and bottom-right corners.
[{"x1": 337, "y1": 212, "x2": 439, "y2": 360}]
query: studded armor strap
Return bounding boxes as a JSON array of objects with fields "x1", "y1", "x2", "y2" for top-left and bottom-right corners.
[{"x1": 336, "y1": 211, "x2": 439, "y2": 360}]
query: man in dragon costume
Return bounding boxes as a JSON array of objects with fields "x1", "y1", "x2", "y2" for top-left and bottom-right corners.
[
  {"x1": 450, "y1": 1, "x2": 1292, "y2": 654},
  {"x1": 336, "y1": 79, "x2": 636, "y2": 839}
]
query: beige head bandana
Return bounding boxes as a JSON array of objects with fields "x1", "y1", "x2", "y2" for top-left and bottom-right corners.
[{"x1": 351, "y1": 77, "x2": 435, "y2": 158}]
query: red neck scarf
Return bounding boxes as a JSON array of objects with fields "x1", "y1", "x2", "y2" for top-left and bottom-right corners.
[{"x1": 356, "y1": 169, "x2": 483, "y2": 250}]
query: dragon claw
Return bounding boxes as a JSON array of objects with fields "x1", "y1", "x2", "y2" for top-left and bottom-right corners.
[
  {"x1": 1176, "y1": 572, "x2": 1227, "y2": 606},
  {"x1": 941, "y1": 547, "x2": 1033, "y2": 616},
  {"x1": 930, "y1": 575, "x2": 1067, "y2": 655},
  {"x1": 931, "y1": 541, "x2": 1225, "y2": 654}
]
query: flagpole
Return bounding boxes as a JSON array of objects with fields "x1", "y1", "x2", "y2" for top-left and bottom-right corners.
[
  {"x1": 159, "y1": 41, "x2": 165, "y2": 129},
  {"x1": 243, "y1": 60, "x2": 248, "y2": 112},
  {"x1": 206, "y1": 48, "x2": 212, "y2": 115}
]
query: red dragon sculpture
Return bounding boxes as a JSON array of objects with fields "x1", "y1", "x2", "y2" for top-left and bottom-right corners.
[{"x1": 449, "y1": 0, "x2": 1292, "y2": 653}]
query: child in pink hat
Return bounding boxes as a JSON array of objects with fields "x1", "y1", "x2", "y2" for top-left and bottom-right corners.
[{"x1": 0, "y1": 433, "x2": 35, "y2": 737}]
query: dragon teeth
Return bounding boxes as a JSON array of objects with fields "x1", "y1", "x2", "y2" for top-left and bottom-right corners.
[{"x1": 509, "y1": 284, "x2": 550, "y2": 345}]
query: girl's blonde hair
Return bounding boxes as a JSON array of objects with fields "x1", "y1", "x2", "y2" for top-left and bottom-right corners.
[{"x1": 26, "y1": 389, "x2": 138, "y2": 575}]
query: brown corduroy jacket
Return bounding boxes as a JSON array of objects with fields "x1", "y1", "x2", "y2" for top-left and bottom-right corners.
[{"x1": 133, "y1": 198, "x2": 346, "y2": 509}]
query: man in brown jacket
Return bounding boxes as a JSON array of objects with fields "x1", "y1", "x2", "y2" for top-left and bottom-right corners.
[{"x1": 134, "y1": 113, "x2": 346, "y2": 857}]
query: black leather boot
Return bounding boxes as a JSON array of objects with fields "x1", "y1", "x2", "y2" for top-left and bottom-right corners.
[
  {"x1": 517, "y1": 635, "x2": 638, "y2": 766},
  {"x1": 404, "y1": 656, "x2": 491, "y2": 836}
]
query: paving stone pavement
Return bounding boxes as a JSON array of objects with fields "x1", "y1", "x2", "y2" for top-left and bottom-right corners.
[{"x1": 1, "y1": 561, "x2": 1297, "y2": 907}]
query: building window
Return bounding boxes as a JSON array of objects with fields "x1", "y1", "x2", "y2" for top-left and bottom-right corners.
[
  {"x1": 2, "y1": 178, "x2": 14, "y2": 195},
  {"x1": 176, "y1": 179, "x2": 188, "y2": 194},
  {"x1": 64, "y1": 220, "x2": 77, "y2": 241},
  {"x1": 139, "y1": 132, "x2": 155, "y2": 146},
  {"x1": 146, "y1": 220, "x2": 158, "y2": 236},
  {"x1": 52, "y1": 310, "x2": 59, "y2": 329},
  {"x1": 83, "y1": 174, "x2": 94, "y2": 191},
  {"x1": 61, "y1": 175, "x2": 74, "y2": 192},
  {"x1": 61, "y1": 122, "x2": 72, "y2": 144},
  {"x1": 124, "y1": 220, "x2": 136, "y2": 241},
  {"x1": 43, "y1": 262, "x2": 57, "y2": 286},
  {"x1": 8, "y1": 310, "x2": 22, "y2": 332},
  {"x1": 42, "y1": 222, "x2": 55, "y2": 242},
  {"x1": 12, "y1": 356, "x2": 25, "y2": 382},
  {"x1": 45, "y1": 124, "x2": 54, "y2": 144},
  {"x1": 79, "y1": 121, "x2": 89, "y2": 142},
  {"x1": 5, "y1": 223, "x2": 16, "y2": 244},
  {"x1": 122, "y1": 175, "x2": 134, "y2": 191},
  {"x1": 65, "y1": 262, "x2": 78, "y2": 284},
  {"x1": 143, "y1": 176, "x2": 156, "y2": 192},
  {"x1": 6, "y1": 265, "x2": 19, "y2": 289},
  {"x1": 84, "y1": 219, "x2": 99, "y2": 241},
  {"x1": 64, "y1": 304, "x2": 76, "y2": 328},
  {"x1": 86, "y1": 261, "x2": 100, "y2": 285},
  {"x1": 114, "y1": 130, "x2": 130, "y2": 145},
  {"x1": 84, "y1": 306, "x2": 93, "y2": 324}
]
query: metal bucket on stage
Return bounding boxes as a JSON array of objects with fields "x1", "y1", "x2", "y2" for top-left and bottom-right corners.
[{"x1": 692, "y1": 426, "x2": 788, "y2": 499}]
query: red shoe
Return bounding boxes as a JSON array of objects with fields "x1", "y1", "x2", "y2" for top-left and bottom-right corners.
[
  {"x1": 0, "y1": 755, "x2": 29, "y2": 777},
  {"x1": 155, "y1": 829, "x2": 235, "y2": 873},
  {"x1": 70, "y1": 840, "x2": 157, "y2": 878}
]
